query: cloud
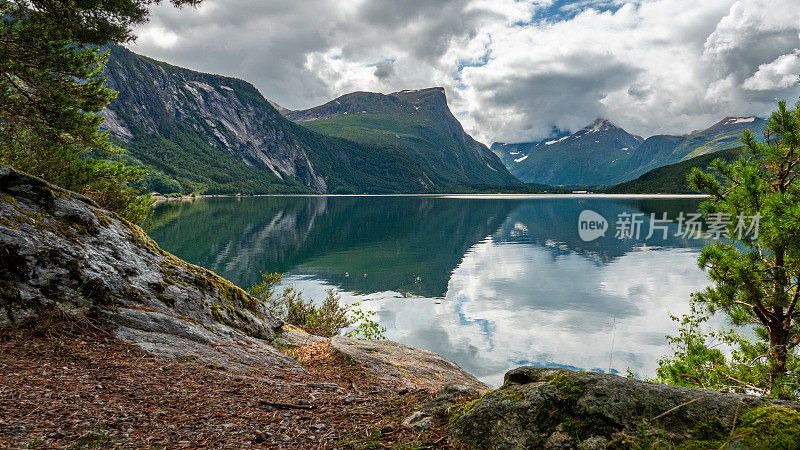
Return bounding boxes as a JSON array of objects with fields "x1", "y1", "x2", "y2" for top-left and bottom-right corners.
[
  {"x1": 462, "y1": 0, "x2": 800, "y2": 143},
  {"x1": 465, "y1": 54, "x2": 641, "y2": 142},
  {"x1": 129, "y1": 0, "x2": 800, "y2": 144},
  {"x1": 135, "y1": 25, "x2": 180, "y2": 49},
  {"x1": 743, "y1": 51, "x2": 800, "y2": 90},
  {"x1": 373, "y1": 61, "x2": 395, "y2": 80}
]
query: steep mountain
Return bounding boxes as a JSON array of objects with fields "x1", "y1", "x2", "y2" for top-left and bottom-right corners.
[
  {"x1": 286, "y1": 88, "x2": 522, "y2": 188},
  {"x1": 607, "y1": 147, "x2": 745, "y2": 194},
  {"x1": 492, "y1": 119, "x2": 643, "y2": 186},
  {"x1": 102, "y1": 46, "x2": 444, "y2": 195},
  {"x1": 493, "y1": 116, "x2": 765, "y2": 187}
]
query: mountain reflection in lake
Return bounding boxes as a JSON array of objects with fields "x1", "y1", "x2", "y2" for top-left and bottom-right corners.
[{"x1": 148, "y1": 195, "x2": 711, "y2": 386}]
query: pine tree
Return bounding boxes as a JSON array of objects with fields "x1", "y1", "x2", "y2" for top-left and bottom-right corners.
[
  {"x1": 0, "y1": 0, "x2": 199, "y2": 221},
  {"x1": 689, "y1": 99, "x2": 800, "y2": 398}
]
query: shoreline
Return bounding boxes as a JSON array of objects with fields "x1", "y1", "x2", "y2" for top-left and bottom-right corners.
[{"x1": 153, "y1": 192, "x2": 709, "y2": 204}]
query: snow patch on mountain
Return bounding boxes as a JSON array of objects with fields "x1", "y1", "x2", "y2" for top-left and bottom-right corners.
[
  {"x1": 724, "y1": 117, "x2": 756, "y2": 125},
  {"x1": 545, "y1": 136, "x2": 569, "y2": 145}
]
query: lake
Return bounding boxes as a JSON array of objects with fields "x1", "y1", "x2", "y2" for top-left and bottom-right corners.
[{"x1": 147, "y1": 195, "x2": 713, "y2": 386}]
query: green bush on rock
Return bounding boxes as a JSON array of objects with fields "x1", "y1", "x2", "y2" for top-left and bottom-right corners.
[{"x1": 250, "y1": 273, "x2": 385, "y2": 340}]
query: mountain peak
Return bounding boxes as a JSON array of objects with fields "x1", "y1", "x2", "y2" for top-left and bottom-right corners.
[
  {"x1": 589, "y1": 118, "x2": 617, "y2": 129},
  {"x1": 692, "y1": 116, "x2": 760, "y2": 134},
  {"x1": 694, "y1": 116, "x2": 765, "y2": 138},
  {"x1": 575, "y1": 118, "x2": 623, "y2": 135},
  {"x1": 397, "y1": 87, "x2": 445, "y2": 94},
  {"x1": 391, "y1": 87, "x2": 447, "y2": 106},
  {"x1": 284, "y1": 86, "x2": 520, "y2": 187},
  {"x1": 287, "y1": 87, "x2": 449, "y2": 122}
]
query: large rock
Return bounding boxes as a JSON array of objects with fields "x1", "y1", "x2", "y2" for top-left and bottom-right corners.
[
  {"x1": 447, "y1": 366, "x2": 800, "y2": 449},
  {"x1": 0, "y1": 166, "x2": 300, "y2": 374},
  {"x1": 329, "y1": 335, "x2": 488, "y2": 392}
]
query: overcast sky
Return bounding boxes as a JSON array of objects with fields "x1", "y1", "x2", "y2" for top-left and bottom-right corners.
[{"x1": 129, "y1": 0, "x2": 800, "y2": 144}]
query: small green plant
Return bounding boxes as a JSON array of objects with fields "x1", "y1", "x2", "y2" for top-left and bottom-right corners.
[
  {"x1": 654, "y1": 300, "x2": 798, "y2": 398},
  {"x1": 345, "y1": 302, "x2": 386, "y2": 340},
  {"x1": 250, "y1": 273, "x2": 386, "y2": 340},
  {"x1": 68, "y1": 426, "x2": 114, "y2": 449},
  {"x1": 24, "y1": 438, "x2": 47, "y2": 449}
]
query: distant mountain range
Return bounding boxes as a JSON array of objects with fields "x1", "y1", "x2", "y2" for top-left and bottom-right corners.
[
  {"x1": 101, "y1": 46, "x2": 765, "y2": 195},
  {"x1": 101, "y1": 46, "x2": 520, "y2": 195},
  {"x1": 492, "y1": 116, "x2": 765, "y2": 186},
  {"x1": 283, "y1": 88, "x2": 521, "y2": 188}
]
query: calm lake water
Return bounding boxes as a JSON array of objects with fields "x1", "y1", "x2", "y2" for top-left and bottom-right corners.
[{"x1": 147, "y1": 195, "x2": 712, "y2": 386}]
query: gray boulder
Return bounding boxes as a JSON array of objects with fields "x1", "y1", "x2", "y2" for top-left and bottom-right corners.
[
  {"x1": 329, "y1": 335, "x2": 488, "y2": 392},
  {"x1": 447, "y1": 366, "x2": 800, "y2": 449},
  {"x1": 0, "y1": 166, "x2": 300, "y2": 374}
]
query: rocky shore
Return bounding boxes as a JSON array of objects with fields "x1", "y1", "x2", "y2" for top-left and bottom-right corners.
[{"x1": 2, "y1": 165, "x2": 799, "y2": 448}]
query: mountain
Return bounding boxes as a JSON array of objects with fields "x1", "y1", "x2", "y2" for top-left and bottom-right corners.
[
  {"x1": 672, "y1": 116, "x2": 766, "y2": 160},
  {"x1": 606, "y1": 147, "x2": 745, "y2": 194},
  {"x1": 286, "y1": 88, "x2": 522, "y2": 188},
  {"x1": 492, "y1": 119, "x2": 644, "y2": 186},
  {"x1": 492, "y1": 116, "x2": 765, "y2": 187},
  {"x1": 102, "y1": 46, "x2": 478, "y2": 195}
]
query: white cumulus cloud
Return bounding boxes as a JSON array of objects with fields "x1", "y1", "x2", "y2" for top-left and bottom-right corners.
[{"x1": 743, "y1": 51, "x2": 800, "y2": 90}]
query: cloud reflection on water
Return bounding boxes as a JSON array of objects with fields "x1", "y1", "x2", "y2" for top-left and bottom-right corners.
[{"x1": 288, "y1": 237, "x2": 710, "y2": 386}]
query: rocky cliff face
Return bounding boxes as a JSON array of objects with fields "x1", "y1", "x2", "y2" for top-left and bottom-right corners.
[
  {"x1": 104, "y1": 45, "x2": 327, "y2": 192},
  {"x1": 102, "y1": 47, "x2": 521, "y2": 195},
  {"x1": 0, "y1": 165, "x2": 485, "y2": 386},
  {"x1": 102, "y1": 46, "x2": 439, "y2": 195}
]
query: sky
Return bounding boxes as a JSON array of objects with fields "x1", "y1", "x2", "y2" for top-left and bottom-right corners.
[{"x1": 129, "y1": 0, "x2": 800, "y2": 145}]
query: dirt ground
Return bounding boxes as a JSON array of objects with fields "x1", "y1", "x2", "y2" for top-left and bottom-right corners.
[{"x1": 0, "y1": 321, "x2": 453, "y2": 448}]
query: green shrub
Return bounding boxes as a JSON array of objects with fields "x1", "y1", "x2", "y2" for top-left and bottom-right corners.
[
  {"x1": 250, "y1": 273, "x2": 386, "y2": 340},
  {"x1": 654, "y1": 300, "x2": 798, "y2": 398}
]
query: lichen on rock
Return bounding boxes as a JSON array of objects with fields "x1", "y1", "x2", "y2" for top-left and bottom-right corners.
[{"x1": 402, "y1": 383, "x2": 481, "y2": 430}]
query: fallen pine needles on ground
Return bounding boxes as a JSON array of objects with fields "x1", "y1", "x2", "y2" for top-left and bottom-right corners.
[{"x1": 0, "y1": 319, "x2": 452, "y2": 448}]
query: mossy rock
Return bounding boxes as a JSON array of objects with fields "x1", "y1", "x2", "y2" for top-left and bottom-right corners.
[
  {"x1": 448, "y1": 367, "x2": 800, "y2": 449},
  {"x1": 729, "y1": 406, "x2": 800, "y2": 449}
]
